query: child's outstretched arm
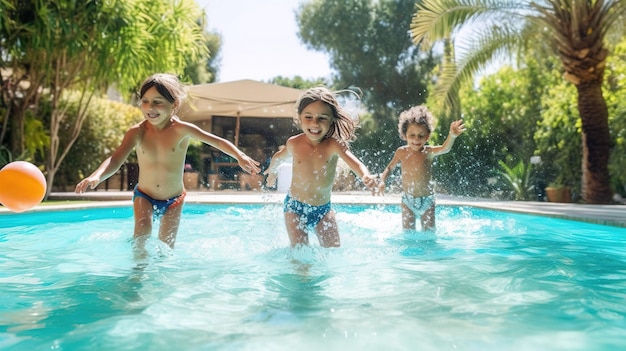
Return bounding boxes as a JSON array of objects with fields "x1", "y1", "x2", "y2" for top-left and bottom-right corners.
[
  {"x1": 187, "y1": 122, "x2": 261, "y2": 174},
  {"x1": 377, "y1": 150, "x2": 401, "y2": 196},
  {"x1": 429, "y1": 119, "x2": 466, "y2": 157},
  {"x1": 335, "y1": 143, "x2": 376, "y2": 190},
  {"x1": 75, "y1": 126, "x2": 139, "y2": 193}
]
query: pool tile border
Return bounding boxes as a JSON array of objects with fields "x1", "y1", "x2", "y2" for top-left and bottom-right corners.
[{"x1": 1, "y1": 191, "x2": 625, "y2": 228}]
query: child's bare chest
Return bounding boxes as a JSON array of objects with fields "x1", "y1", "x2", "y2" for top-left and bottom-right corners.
[
  {"x1": 401, "y1": 149, "x2": 428, "y2": 168},
  {"x1": 138, "y1": 129, "x2": 184, "y2": 157}
]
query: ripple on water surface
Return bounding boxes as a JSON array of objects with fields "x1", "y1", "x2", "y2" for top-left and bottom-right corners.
[{"x1": 0, "y1": 204, "x2": 625, "y2": 351}]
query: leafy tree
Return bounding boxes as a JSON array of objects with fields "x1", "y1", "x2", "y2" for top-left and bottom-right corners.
[
  {"x1": 296, "y1": 0, "x2": 439, "y2": 172},
  {"x1": 269, "y1": 75, "x2": 329, "y2": 90},
  {"x1": 297, "y1": 0, "x2": 437, "y2": 116},
  {"x1": 435, "y1": 65, "x2": 545, "y2": 197},
  {"x1": 185, "y1": 24, "x2": 222, "y2": 84},
  {"x1": 410, "y1": 0, "x2": 626, "y2": 204},
  {"x1": 0, "y1": 0, "x2": 208, "y2": 195},
  {"x1": 54, "y1": 92, "x2": 143, "y2": 190},
  {"x1": 534, "y1": 79, "x2": 582, "y2": 192}
]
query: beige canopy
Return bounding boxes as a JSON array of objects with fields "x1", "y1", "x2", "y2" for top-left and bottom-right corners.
[
  {"x1": 179, "y1": 79, "x2": 303, "y2": 122},
  {"x1": 177, "y1": 79, "x2": 304, "y2": 169}
]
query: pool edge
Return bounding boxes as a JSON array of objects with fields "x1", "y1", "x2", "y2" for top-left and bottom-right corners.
[{"x1": 2, "y1": 191, "x2": 625, "y2": 228}]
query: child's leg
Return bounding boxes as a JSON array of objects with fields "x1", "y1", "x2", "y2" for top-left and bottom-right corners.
[
  {"x1": 285, "y1": 212, "x2": 309, "y2": 247},
  {"x1": 401, "y1": 203, "x2": 416, "y2": 230},
  {"x1": 158, "y1": 204, "x2": 183, "y2": 248},
  {"x1": 132, "y1": 197, "x2": 154, "y2": 259},
  {"x1": 315, "y1": 210, "x2": 340, "y2": 248},
  {"x1": 420, "y1": 205, "x2": 436, "y2": 231}
]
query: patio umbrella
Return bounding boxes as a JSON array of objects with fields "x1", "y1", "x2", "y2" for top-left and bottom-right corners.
[{"x1": 179, "y1": 79, "x2": 303, "y2": 146}]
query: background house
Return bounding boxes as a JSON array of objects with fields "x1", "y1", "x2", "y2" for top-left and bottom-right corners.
[{"x1": 178, "y1": 80, "x2": 303, "y2": 189}]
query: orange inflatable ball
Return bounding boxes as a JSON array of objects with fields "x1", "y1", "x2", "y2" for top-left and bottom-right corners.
[{"x1": 0, "y1": 161, "x2": 47, "y2": 212}]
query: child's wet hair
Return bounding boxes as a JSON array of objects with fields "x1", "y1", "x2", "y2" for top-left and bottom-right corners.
[
  {"x1": 398, "y1": 105, "x2": 436, "y2": 138},
  {"x1": 139, "y1": 73, "x2": 187, "y2": 106},
  {"x1": 295, "y1": 87, "x2": 359, "y2": 143}
]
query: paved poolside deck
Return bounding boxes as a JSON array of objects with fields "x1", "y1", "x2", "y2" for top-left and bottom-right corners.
[{"x1": 3, "y1": 190, "x2": 620, "y2": 228}]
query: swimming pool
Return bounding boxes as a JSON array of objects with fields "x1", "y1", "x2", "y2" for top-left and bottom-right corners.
[{"x1": 1, "y1": 203, "x2": 625, "y2": 350}]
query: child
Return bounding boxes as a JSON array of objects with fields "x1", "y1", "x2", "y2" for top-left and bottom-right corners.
[
  {"x1": 264, "y1": 87, "x2": 376, "y2": 248},
  {"x1": 75, "y1": 73, "x2": 261, "y2": 250},
  {"x1": 377, "y1": 105, "x2": 465, "y2": 231}
]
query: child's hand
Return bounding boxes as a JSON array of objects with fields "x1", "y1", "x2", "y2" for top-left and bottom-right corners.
[
  {"x1": 361, "y1": 174, "x2": 377, "y2": 189},
  {"x1": 75, "y1": 177, "x2": 99, "y2": 193},
  {"x1": 238, "y1": 155, "x2": 261, "y2": 174},
  {"x1": 450, "y1": 119, "x2": 466, "y2": 137}
]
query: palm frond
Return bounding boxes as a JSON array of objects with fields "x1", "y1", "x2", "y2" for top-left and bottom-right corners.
[
  {"x1": 498, "y1": 159, "x2": 534, "y2": 200},
  {"x1": 434, "y1": 24, "x2": 525, "y2": 110},
  {"x1": 604, "y1": 0, "x2": 626, "y2": 28},
  {"x1": 410, "y1": 0, "x2": 529, "y2": 48},
  {"x1": 411, "y1": 0, "x2": 531, "y2": 111}
]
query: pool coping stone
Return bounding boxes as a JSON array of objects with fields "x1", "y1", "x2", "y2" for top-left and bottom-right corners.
[{"x1": 2, "y1": 190, "x2": 625, "y2": 228}]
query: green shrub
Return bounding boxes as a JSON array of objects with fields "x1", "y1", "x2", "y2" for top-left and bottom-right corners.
[{"x1": 55, "y1": 92, "x2": 143, "y2": 189}]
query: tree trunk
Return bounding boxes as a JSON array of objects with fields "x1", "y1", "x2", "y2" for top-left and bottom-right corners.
[
  {"x1": 9, "y1": 109, "x2": 25, "y2": 157},
  {"x1": 576, "y1": 81, "x2": 612, "y2": 204},
  {"x1": 44, "y1": 166, "x2": 56, "y2": 200}
]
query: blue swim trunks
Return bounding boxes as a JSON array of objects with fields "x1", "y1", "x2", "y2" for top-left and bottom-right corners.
[
  {"x1": 284, "y1": 194, "x2": 331, "y2": 229},
  {"x1": 133, "y1": 185, "x2": 186, "y2": 218},
  {"x1": 401, "y1": 193, "x2": 434, "y2": 217}
]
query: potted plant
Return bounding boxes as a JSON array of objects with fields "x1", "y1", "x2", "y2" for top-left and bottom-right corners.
[
  {"x1": 543, "y1": 158, "x2": 580, "y2": 203},
  {"x1": 545, "y1": 179, "x2": 571, "y2": 203}
]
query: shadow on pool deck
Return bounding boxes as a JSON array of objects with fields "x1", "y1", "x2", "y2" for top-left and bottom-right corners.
[{"x1": 4, "y1": 190, "x2": 626, "y2": 228}]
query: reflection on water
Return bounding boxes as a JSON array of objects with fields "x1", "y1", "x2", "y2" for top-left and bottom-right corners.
[
  {"x1": 1, "y1": 271, "x2": 147, "y2": 350},
  {"x1": 1, "y1": 204, "x2": 626, "y2": 351},
  {"x1": 390, "y1": 229, "x2": 447, "y2": 258},
  {"x1": 249, "y1": 262, "x2": 331, "y2": 328}
]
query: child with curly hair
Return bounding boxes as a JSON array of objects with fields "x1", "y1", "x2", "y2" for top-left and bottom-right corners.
[{"x1": 377, "y1": 105, "x2": 465, "y2": 231}]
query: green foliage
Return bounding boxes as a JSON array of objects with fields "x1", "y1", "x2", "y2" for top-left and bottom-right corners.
[
  {"x1": 184, "y1": 21, "x2": 222, "y2": 84},
  {"x1": 0, "y1": 145, "x2": 12, "y2": 167},
  {"x1": 101, "y1": 0, "x2": 209, "y2": 93},
  {"x1": 297, "y1": 0, "x2": 437, "y2": 114},
  {"x1": 296, "y1": 0, "x2": 439, "y2": 170},
  {"x1": 411, "y1": 0, "x2": 530, "y2": 110},
  {"x1": 410, "y1": 0, "x2": 626, "y2": 203},
  {"x1": 269, "y1": 76, "x2": 329, "y2": 89},
  {"x1": 54, "y1": 92, "x2": 143, "y2": 188},
  {"x1": 533, "y1": 80, "x2": 582, "y2": 191},
  {"x1": 432, "y1": 64, "x2": 544, "y2": 197},
  {"x1": 352, "y1": 117, "x2": 403, "y2": 175},
  {"x1": 23, "y1": 112, "x2": 49, "y2": 159},
  {"x1": 0, "y1": 143, "x2": 32, "y2": 167},
  {"x1": 497, "y1": 158, "x2": 534, "y2": 201},
  {"x1": 0, "y1": 0, "x2": 210, "y2": 192}
]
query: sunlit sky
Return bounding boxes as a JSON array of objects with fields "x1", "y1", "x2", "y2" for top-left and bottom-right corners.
[{"x1": 197, "y1": 0, "x2": 332, "y2": 82}]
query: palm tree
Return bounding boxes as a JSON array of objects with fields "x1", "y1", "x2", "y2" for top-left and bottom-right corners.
[{"x1": 410, "y1": 0, "x2": 626, "y2": 204}]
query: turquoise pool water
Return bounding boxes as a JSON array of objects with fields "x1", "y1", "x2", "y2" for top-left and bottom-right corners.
[{"x1": 1, "y1": 204, "x2": 625, "y2": 350}]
